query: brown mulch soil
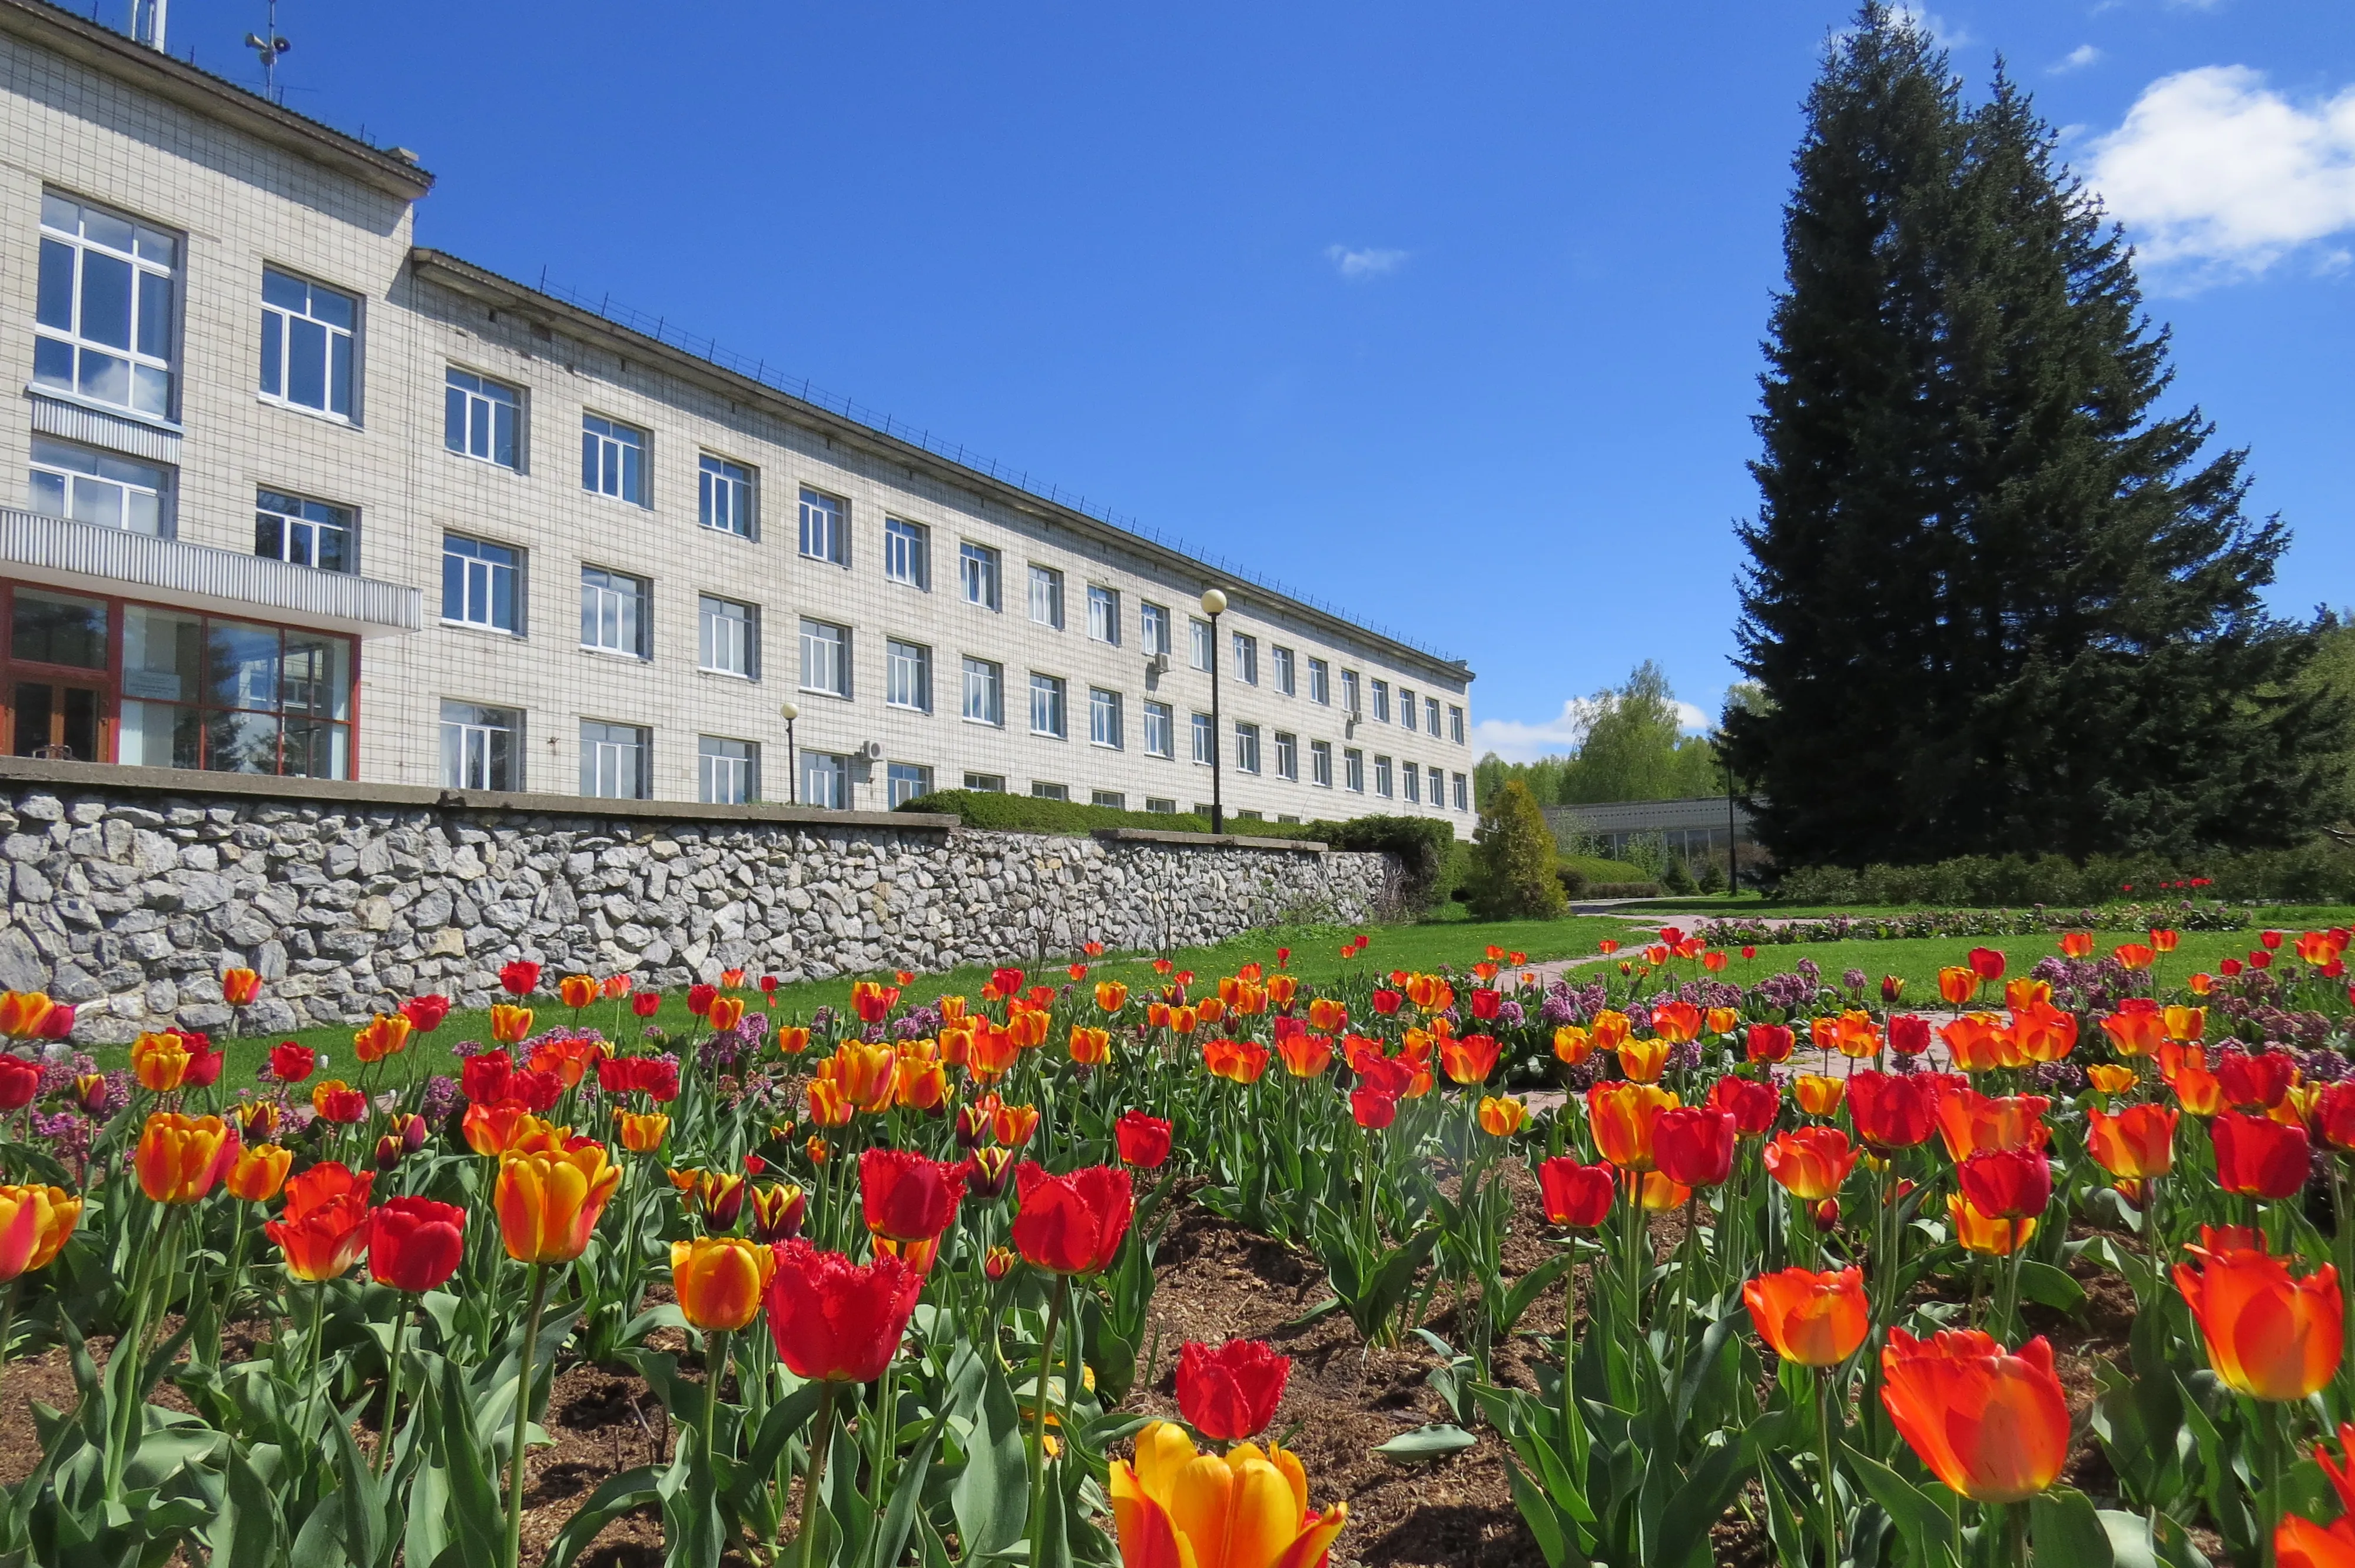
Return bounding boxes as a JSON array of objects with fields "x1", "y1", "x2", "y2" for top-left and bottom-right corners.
[{"x1": 0, "y1": 1180, "x2": 2171, "y2": 1567}]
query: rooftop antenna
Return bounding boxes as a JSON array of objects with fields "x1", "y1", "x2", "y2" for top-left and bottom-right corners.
[
  {"x1": 243, "y1": 0, "x2": 290, "y2": 102},
  {"x1": 128, "y1": 0, "x2": 165, "y2": 49}
]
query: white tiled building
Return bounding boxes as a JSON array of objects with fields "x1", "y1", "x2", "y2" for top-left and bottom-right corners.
[{"x1": 0, "y1": 1, "x2": 1477, "y2": 831}]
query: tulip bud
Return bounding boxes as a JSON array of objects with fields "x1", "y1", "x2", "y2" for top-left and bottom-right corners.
[
  {"x1": 1812, "y1": 1198, "x2": 1840, "y2": 1233},
  {"x1": 805, "y1": 1134, "x2": 830, "y2": 1165},
  {"x1": 983, "y1": 1244, "x2": 1017, "y2": 1281}
]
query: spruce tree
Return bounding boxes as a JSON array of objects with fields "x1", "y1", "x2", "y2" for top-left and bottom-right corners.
[{"x1": 1726, "y1": 4, "x2": 2341, "y2": 866}]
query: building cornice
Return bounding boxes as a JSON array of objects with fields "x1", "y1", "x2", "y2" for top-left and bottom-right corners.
[
  {"x1": 409, "y1": 248, "x2": 1475, "y2": 686},
  {"x1": 0, "y1": 0, "x2": 434, "y2": 201}
]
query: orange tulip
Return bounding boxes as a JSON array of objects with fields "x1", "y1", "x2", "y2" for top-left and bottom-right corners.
[
  {"x1": 671, "y1": 1235, "x2": 775, "y2": 1331},
  {"x1": 827, "y1": 1042, "x2": 898, "y2": 1113},
  {"x1": 2100, "y1": 1007, "x2": 2165, "y2": 1059},
  {"x1": 1705, "y1": 1006, "x2": 1742, "y2": 1038},
  {"x1": 353, "y1": 1012, "x2": 413, "y2": 1064},
  {"x1": 1307, "y1": 998, "x2": 1348, "y2": 1032},
  {"x1": 805, "y1": 1078, "x2": 854, "y2": 1128},
  {"x1": 1794, "y1": 1074, "x2": 1845, "y2": 1118},
  {"x1": 1477, "y1": 1096, "x2": 1527, "y2": 1137},
  {"x1": 602, "y1": 974, "x2": 633, "y2": 999},
  {"x1": 1651, "y1": 1001, "x2": 1701, "y2": 1045},
  {"x1": 0, "y1": 1184, "x2": 82, "y2": 1279},
  {"x1": 615, "y1": 1109, "x2": 671, "y2": 1153},
  {"x1": 2113, "y1": 943, "x2": 2156, "y2": 972},
  {"x1": 1109, "y1": 1421, "x2": 1346, "y2": 1568},
  {"x1": 2151, "y1": 928, "x2": 2181, "y2": 955},
  {"x1": 1638, "y1": 1170, "x2": 1691, "y2": 1210},
  {"x1": 265, "y1": 1161, "x2": 373, "y2": 1281},
  {"x1": 1833, "y1": 1010, "x2": 1881, "y2": 1059},
  {"x1": 706, "y1": 995, "x2": 747, "y2": 1034},
  {"x1": 1879, "y1": 1328, "x2": 2069, "y2": 1504},
  {"x1": 496, "y1": 1142, "x2": 623, "y2": 1264},
  {"x1": 1276, "y1": 1031, "x2": 1334, "y2": 1078},
  {"x1": 1941, "y1": 1014, "x2": 2021, "y2": 1074},
  {"x1": 775, "y1": 1025, "x2": 812, "y2": 1055},
  {"x1": 1439, "y1": 1033, "x2": 1501, "y2": 1086},
  {"x1": 489, "y1": 1004, "x2": 533, "y2": 1044},
  {"x1": 225, "y1": 1143, "x2": 294, "y2": 1202},
  {"x1": 2086, "y1": 1104, "x2": 2176, "y2": 1181},
  {"x1": 2277, "y1": 1514, "x2": 2355, "y2": 1568},
  {"x1": 559, "y1": 974, "x2": 599, "y2": 1009},
  {"x1": 894, "y1": 1057, "x2": 950, "y2": 1112},
  {"x1": 220, "y1": 967, "x2": 262, "y2": 1006},
  {"x1": 1590, "y1": 1011, "x2": 1632, "y2": 1053},
  {"x1": 1763, "y1": 1127, "x2": 1859, "y2": 1202},
  {"x1": 2176, "y1": 1243, "x2": 2343, "y2": 1401},
  {"x1": 463, "y1": 1102, "x2": 563, "y2": 1156},
  {"x1": 2058, "y1": 932, "x2": 2094, "y2": 959},
  {"x1": 1587, "y1": 1082, "x2": 1679, "y2": 1171},
  {"x1": 1948, "y1": 1194, "x2": 2035, "y2": 1256},
  {"x1": 2174, "y1": 1063, "x2": 2225, "y2": 1118},
  {"x1": 2008, "y1": 1002, "x2": 2076, "y2": 1064},
  {"x1": 1932, "y1": 1089, "x2": 2051, "y2": 1162},
  {"x1": 1069, "y1": 1026, "x2": 1112, "y2": 1067},
  {"x1": 2085, "y1": 1064, "x2": 2138, "y2": 1097},
  {"x1": 1095, "y1": 981, "x2": 1129, "y2": 1012},
  {"x1": 1203, "y1": 1037, "x2": 1270, "y2": 1085},
  {"x1": 1743, "y1": 1265, "x2": 1868, "y2": 1367},
  {"x1": 0, "y1": 992, "x2": 57, "y2": 1040},
  {"x1": 135, "y1": 1112, "x2": 238, "y2": 1204},
  {"x1": 1936, "y1": 966, "x2": 1978, "y2": 1006},
  {"x1": 1552, "y1": 1025, "x2": 1593, "y2": 1065},
  {"x1": 131, "y1": 1032, "x2": 190, "y2": 1092},
  {"x1": 1617, "y1": 1038, "x2": 1671, "y2": 1085}
]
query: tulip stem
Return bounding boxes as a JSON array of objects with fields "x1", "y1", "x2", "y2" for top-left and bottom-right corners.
[
  {"x1": 504, "y1": 1263, "x2": 552, "y2": 1568},
  {"x1": 701, "y1": 1327, "x2": 731, "y2": 1476},
  {"x1": 2334, "y1": 1162, "x2": 2355, "y2": 1413},
  {"x1": 298, "y1": 1278, "x2": 330, "y2": 1453},
  {"x1": 796, "y1": 1381, "x2": 840, "y2": 1568},
  {"x1": 1814, "y1": 1368, "x2": 1842, "y2": 1568},
  {"x1": 1558, "y1": 1251, "x2": 1577, "y2": 1461},
  {"x1": 1029, "y1": 1276, "x2": 1070, "y2": 1561},
  {"x1": 0, "y1": 1278, "x2": 18, "y2": 1417},
  {"x1": 375, "y1": 1294, "x2": 414, "y2": 1480},
  {"x1": 2261, "y1": 1403, "x2": 2286, "y2": 1568}
]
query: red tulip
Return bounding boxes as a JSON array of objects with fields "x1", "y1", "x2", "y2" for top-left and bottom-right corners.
[
  {"x1": 460, "y1": 1049, "x2": 513, "y2": 1105},
  {"x1": 1746, "y1": 1024, "x2": 1795, "y2": 1065},
  {"x1": 1175, "y1": 1338, "x2": 1291, "y2": 1441},
  {"x1": 859, "y1": 1148, "x2": 968, "y2": 1244},
  {"x1": 267, "y1": 1041, "x2": 317, "y2": 1085},
  {"x1": 1888, "y1": 1015, "x2": 1931, "y2": 1057},
  {"x1": 0, "y1": 1055, "x2": 39, "y2": 1111},
  {"x1": 1012, "y1": 1163, "x2": 1133, "y2": 1275},
  {"x1": 1706, "y1": 1075, "x2": 1780, "y2": 1137},
  {"x1": 2213, "y1": 1109, "x2": 2312, "y2": 1200},
  {"x1": 399, "y1": 994, "x2": 453, "y2": 1033},
  {"x1": 1115, "y1": 1111, "x2": 1173, "y2": 1169},
  {"x1": 1537, "y1": 1157, "x2": 1614, "y2": 1228},
  {"x1": 1966, "y1": 948, "x2": 2005, "y2": 982},
  {"x1": 632, "y1": 991, "x2": 662, "y2": 1018},
  {"x1": 498, "y1": 961, "x2": 540, "y2": 997},
  {"x1": 1879, "y1": 1328, "x2": 2068, "y2": 1503},
  {"x1": 686, "y1": 983, "x2": 718, "y2": 1017},
  {"x1": 764, "y1": 1238, "x2": 921, "y2": 1383},
  {"x1": 1958, "y1": 1150, "x2": 2052, "y2": 1221},
  {"x1": 2217, "y1": 1049, "x2": 2296, "y2": 1111},
  {"x1": 1848, "y1": 1071, "x2": 1936, "y2": 1152},
  {"x1": 264, "y1": 1162, "x2": 374, "y2": 1282},
  {"x1": 368, "y1": 1196, "x2": 466, "y2": 1292},
  {"x1": 1653, "y1": 1108, "x2": 1737, "y2": 1189}
]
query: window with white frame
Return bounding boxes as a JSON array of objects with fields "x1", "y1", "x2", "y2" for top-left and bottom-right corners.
[
  {"x1": 1453, "y1": 771, "x2": 1470, "y2": 810},
  {"x1": 1402, "y1": 761, "x2": 1421, "y2": 803},
  {"x1": 1140, "y1": 602, "x2": 1170, "y2": 657},
  {"x1": 1273, "y1": 731, "x2": 1297, "y2": 780},
  {"x1": 964, "y1": 771, "x2": 1005, "y2": 792},
  {"x1": 1231, "y1": 632, "x2": 1258, "y2": 686},
  {"x1": 1427, "y1": 696, "x2": 1443, "y2": 734},
  {"x1": 254, "y1": 488, "x2": 353, "y2": 572},
  {"x1": 1374, "y1": 755, "x2": 1393, "y2": 796},
  {"x1": 801, "y1": 751, "x2": 848, "y2": 809},
  {"x1": 698, "y1": 595, "x2": 756, "y2": 678},
  {"x1": 1092, "y1": 789, "x2": 1126, "y2": 809},
  {"x1": 1030, "y1": 673, "x2": 1067, "y2": 738},
  {"x1": 1401, "y1": 688, "x2": 1418, "y2": 732},
  {"x1": 1087, "y1": 585, "x2": 1120, "y2": 645},
  {"x1": 35, "y1": 192, "x2": 175, "y2": 418},
  {"x1": 1345, "y1": 748, "x2": 1365, "y2": 792},
  {"x1": 963, "y1": 657, "x2": 1003, "y2": 725},
  {"x1": 440, "y1": 701, "x2": 520, "y2": 792},
  {"x1": 1190, "y1": 617, "x2": 1212, "y2": 671},
  {"x1": 799, "y1": 488, "x2": 847, "y2": 564},
  {"x1": 1449, "y1": 705, "x2": 1465, "y2": 744},
  {"x1": 258, "y1": 267, "x2": 354, "y2": 420},
  {"x1": 445, "y1": 368, "x2": 520, "y2": 467},
  {"x1": 579, "y1": 566, "x2": 649, "y2": 657},
  {"x1": 1029, "y1": 565, "x2": 1064, "y2": 629},
  {"x1": 887, "y1": 639, "x2": 932, "y2": 712},
  {"x1": 1089, "y1": 687, "x2": 1123, "y2": 749},
  {"x1": 1235, "y1": 722, "x2": 1261, "y2": 774},
  {"x1": 442, "y1": 534, "x2": 521, "y2": 633},
  {"x1": 1341, "y1": 669, "x2": 1361, "y2": 716},
  {"x1": 1192, "y1": 711, "x2": 1213, "y2": 764},
  {"x1": 1145, "y1": 796, "x2": 1176, "y2": 814},
  {"x1": 1310, "y1": 739, "x2": 1333, "y2": 787},
  {"x1": 887, "y1": 762, "x2": 934, "y2": 806},
  {"x1": 1031, "y1": 781, "x2": 1070, "y2": 802},
  {"x1": 699, "y1": 735, "x2": 758, "y2": 804},
  {"x1": 1271, "y1": 646, "x2": 1295, "y2": 696},
  {"x1": 1143, "y1": 700, "x2": 1173, "y2": 758},
  {"x1": 1308, "y1": 657, "x2": 1329, "y2": 705},
  {"x1": 884, "y1": 518, "x2": 930, "y2": 589},
  {"x1": 800, "y1": 619, "x2": 850, "y2": 696},
  {"x1": 581, "y1": 720, "x2": 649, "y2": 799},
  {"x1": 1371, "y1": 680, "x2": 1391, "y2": 722},
  {"x1": 959, "y1": 542, "x2": 1000, "y2": 609},
  {"x1": 31, "y1": 437, "x2": 171, "y2": 536},
  {"x1": 581, "y1": 414, "x2": 646, "y2": 503},
  {"x1": 699, "y1": 455, "x2": 754, "y2": 537}
]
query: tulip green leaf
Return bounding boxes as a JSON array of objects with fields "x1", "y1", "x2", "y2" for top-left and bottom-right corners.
[
  {"x1": 2030, "y1": 1487, "x2": 2114, "y2": 1568},
  {"x1": 1375, "y1": 1424, "x2": 1478, "y2": 1464},
  {"x1": 2016, "y1": 1260, "x2": 2088, "y2": 1314}
]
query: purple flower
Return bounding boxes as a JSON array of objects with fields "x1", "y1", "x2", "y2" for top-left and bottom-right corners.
[
  {"x1": 1495, "y1": 999, "x2": 1525, "y2": 1028},
  {"x1": 419, "y1": 1074, "x2": 461, "y2": 1126}
]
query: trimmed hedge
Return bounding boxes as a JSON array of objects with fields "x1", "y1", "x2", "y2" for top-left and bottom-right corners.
[{"x1": 1770, "y1": 841, "x2": 2355, "y2": 908}]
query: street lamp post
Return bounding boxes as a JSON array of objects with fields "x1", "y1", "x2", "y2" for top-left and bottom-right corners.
[
  {"x1": 780, "y1": 702, "x2": 800, "y2": 805},
  {"x1": 1200, "y1": 588, "x2": 1228, "y2": 834}
]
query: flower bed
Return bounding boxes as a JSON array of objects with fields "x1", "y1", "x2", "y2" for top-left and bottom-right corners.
[{"x1": 1698, "y1": 899, "x2": 2249, "y2": 945}]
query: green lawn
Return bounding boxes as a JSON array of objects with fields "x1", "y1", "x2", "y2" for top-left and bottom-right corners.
[{"x1": 1687, "y1": 929, "x2": 2295, "y2": 999}]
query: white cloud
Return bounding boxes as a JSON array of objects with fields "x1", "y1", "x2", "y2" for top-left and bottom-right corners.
[
  {"x1": 2084, "y1": 65, "x2": 2355, "y2": 283},
  {"x1": 1674, "y1": 701, "x2": 1711, "y2": 732},
  {"x1": 1470, "y1": 698, "x2": 1600, "y2": 763},
  {"x1": 1325, "y1": 245, "x2": 1407, "y2": 280},
  {"x1": 2052, "y1": 44, "x2": 2101, "y2": 74},
  {"x1": 1890, "y1": 4, "x2": 1969, "y2": 46}
]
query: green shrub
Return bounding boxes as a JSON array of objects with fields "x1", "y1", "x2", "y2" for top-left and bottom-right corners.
[
  {"x1": 1325, "y1": 816, "x2": 1460, "y2": 916},
  {"x1": 1557, "y1": 861, "x2": 1589, "y2": 898},
  {"x1": 1587, "y1": 881, "x2": 1666, "y2": 899},
  {"x1": 1467, "y1": 782, "x2": 1568, "y2": 921},
  {"x1": 1767, "y1": 839, "x2": 2355, "y2": 907}
]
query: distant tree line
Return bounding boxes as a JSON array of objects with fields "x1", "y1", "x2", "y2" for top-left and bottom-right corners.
[{"x1": 1474, "y1": 661, "x2": 1729, "y2": 809}]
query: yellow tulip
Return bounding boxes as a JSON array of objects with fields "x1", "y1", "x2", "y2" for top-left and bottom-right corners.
[
  {"x1": 496, "y1": 1144, "x2": 623, "y2": 1264},
  {"x1": 1110, "y1": 1420, "x2": 1346, "y2": 1568}
]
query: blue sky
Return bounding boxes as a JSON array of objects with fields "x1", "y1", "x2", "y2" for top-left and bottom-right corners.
[{"x1": 167, "y1": 0, "x2": 2355, "y2": 758}]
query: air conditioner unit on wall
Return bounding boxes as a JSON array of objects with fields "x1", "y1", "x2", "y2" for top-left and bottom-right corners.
[
  {"x1": 1146, "y1": 653, "x2": 1170, "y2": 677},
  {"x1": 857, "y1": 740, "x2": 884, "y2": 762}
]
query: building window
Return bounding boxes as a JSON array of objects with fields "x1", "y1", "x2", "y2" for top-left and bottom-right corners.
[
  {"x1": 799, "y1": 488, "x2": 847, "y2": 564},
  {"x1": 698, "y1": 595, "x2": 756, "y2": 678},
  {"x1": 1345, "y1": 748, "x2": 1365, "y2": 792},
  {"x1": 960, "y1": 542, "x2": 1000, "y2": 609},
  {"x1": 1450, "y1": 704, "x2": 1465, "y2": 744},
  {"x1": 699, "y1": 735, "x2": 758, "y2": 804},
  {"x1": 1271, "y1": 646, "x2": 1295, "y2": 696},
  {"x1": 580, "y1": 721, "x2": 649, "y2": 799},
  {"x1": 888, "y1": 761, "x2": 933, "y2": 806},
  {"x1": 1371, "y1": 680, "x2": 1391, "y2": 722},
  {"x1": 1427, "y1": 695, "x2": 1443, "y2": 735},
  {"x1": 1453, "y1": 770, "x2": 1469, "y2": 810},
  {"x1": 801, "y1": 750, "x2": 848, "y2": 809},
  {"x1": 1092, "y1": 789, "x2": 1126, "y2": 809},
  {"x1": 1087, "y1": 586, "x2": 1120, "y2": 645},
  {"x1": 1143, "y1": 700, "x2": 1173, "y2": 759},
  {"x1": 699, "y1": 455, "x2": 754, "y2": 537},
  {"x1": 1310, "y1": 739, "x2": 1332, "y2": 786},
  {"x1": 1031, "y1": 781, "x2": 1070, "y2": 802},
  {"x1": 1231, "y1": 632, "x2": 1258, "y2": 686},
  {"x1": 1341, "y1": 669, "x2": 1361, "y2": 716},
  {"x1": 1403, "y1": 760, "x2": 1421, "y2": 803},
  {"x1": 258, "y1": 267, "x2": 354, "y2": 420},
  {"x1": 254, "y1": 489, "x2": 353, "y2": 572},
  {"x1": 442, "y1": 534, "x2": 521, "y2": 634},
  {"x1": 1029, "y1": 566, "x2": 1064, "y2": 629},
  {"x1": 579, "y1": 566, "x2": 649, "y2": 658},
  {"x1": 1235, "y1": 722, "x2": 1261, "y2": 774},
  {"x1": 1190, "y1": 617, "x2": 1212, "y2": 671},
  {"x1": 581, "y1": 414, "x2": 647, "y2": 503},
  {"x1": 884, "y1": 519, "x2": 930, "y2": 588},
  {"x1": 34, "y1": 192, "x2": 175, "y2": 419},
  {"x1": 1401, "y1": 688, "x2": 1418, "y2": 732},
  {"x1": 1374, "y1": 754, "x2": 1392, "y2": 797},
  {"x1": 445, "y1": 368, "x2": 520, "y2": 468},
  {"x1": 1030, "y1": 673, "x2": 1067, "y2": 738},
  {"x1": 1191, "y1": 711, "x2": 1213, "y2": 765},
  {"x1": 1308, "y1": 658, "x2": 1329, "y2": 705},
  {"x1": 440, "y1": 700, "x2": 519, "y2": 791},
  {"x1": 97, "y1": 601, "x2": 354, "y2": 778},
  {"x1": 964, "y1": 771, "x2": 1004, "y2": 792},
  {"x1": 800, "y1": 619, "x2": 850, "y2": 696},
  {"x1": 1274, "y1": 731, "x2": 1297, "y2": 780},
  {"x1": 1089, "y1": 687, "x2": 1123, "y2": 749},
  {"x1": 1140, "y1": 602, "x2": 1170, "y2": 657},
  {"x1": 962, "y1": 657, "x2": 1004, "y2": 725},
  {"x1": 1145, "y1": 796, "x2": 1176, "y2": 814},
  {"x1": 31, "y1": 437, "x2": 171, "y2": 536},
  {"x1": 887, "y1": 639, "x2": 932, "y2": 712}
]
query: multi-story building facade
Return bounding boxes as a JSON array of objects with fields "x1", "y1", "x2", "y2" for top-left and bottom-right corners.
[{"x1": 0, "y1": 0, "x2": 1476, "y2": 830}]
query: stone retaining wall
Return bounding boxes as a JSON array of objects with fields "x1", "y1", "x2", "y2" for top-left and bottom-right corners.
[{"x1": 0, "y1": 762, "x2": 1399, "y2": 1043}]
